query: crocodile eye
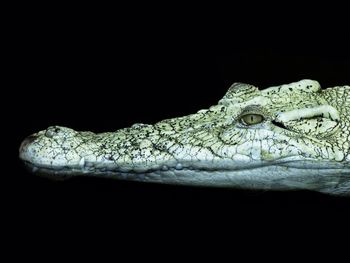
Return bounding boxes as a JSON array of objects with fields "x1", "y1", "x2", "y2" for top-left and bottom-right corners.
[{"x1": 240, "y1": 114, "x2": 264, "y2": 125}]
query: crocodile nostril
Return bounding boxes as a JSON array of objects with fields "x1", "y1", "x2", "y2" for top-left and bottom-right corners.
[{"x1": 45, "y1": 127, "x2": 61, "y2": 138}]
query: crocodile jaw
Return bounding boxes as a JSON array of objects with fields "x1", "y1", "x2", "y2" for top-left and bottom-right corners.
[
  {"x1": 19, "y1": 125, "x2": 349, "y2": 195},
  {"x1": 20, "y1": 149, "x2": 350, "y2": 195}
]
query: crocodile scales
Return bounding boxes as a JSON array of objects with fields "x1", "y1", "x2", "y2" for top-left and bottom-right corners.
[{"x1": 19, "y1": 80, "x2": 350, "y2": 195}]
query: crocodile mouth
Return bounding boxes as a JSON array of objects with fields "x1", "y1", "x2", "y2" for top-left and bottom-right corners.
[
  {"x1": 22, "y1": 155, "x2": 349, "y2": 181},
  {"x1": 22, "y1": 161, "x2": 74, "y2": 181}
]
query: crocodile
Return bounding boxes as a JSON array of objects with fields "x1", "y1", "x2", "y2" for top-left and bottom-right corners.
[{"x1": 19, "y1": 80, "x2": 350, "y2": 195}]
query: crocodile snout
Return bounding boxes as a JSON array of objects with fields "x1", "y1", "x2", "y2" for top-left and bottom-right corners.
[{"x1": 19, "y1": 134, "x2": 37, "y2": 159}]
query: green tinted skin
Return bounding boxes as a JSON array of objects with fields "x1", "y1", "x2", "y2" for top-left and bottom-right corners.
[{"x1": 19, "y1": 80, "x2": 350, "y2": 195}]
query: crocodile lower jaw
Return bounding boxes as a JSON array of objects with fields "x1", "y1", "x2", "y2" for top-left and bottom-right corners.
[{"x1": 23, "y1": 158, "x2": 350, "y2": 191}]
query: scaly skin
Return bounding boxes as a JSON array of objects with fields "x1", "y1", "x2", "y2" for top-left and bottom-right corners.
[{"x1": 19, "y1": 80, "x2": 350, "y2": 195}]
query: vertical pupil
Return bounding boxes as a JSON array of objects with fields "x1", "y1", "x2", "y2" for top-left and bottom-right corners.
[{"x1": 242, "y1": 114, "x2": 263, "y2": 125}]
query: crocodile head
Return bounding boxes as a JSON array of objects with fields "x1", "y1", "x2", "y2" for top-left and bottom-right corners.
[{"x1": 19, "y1": 80, "x2": 350, "y2": 195}]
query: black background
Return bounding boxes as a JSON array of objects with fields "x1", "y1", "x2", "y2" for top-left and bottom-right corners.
[{"x1": 4, "y1": 4, "x2": 350, "y2": 253}]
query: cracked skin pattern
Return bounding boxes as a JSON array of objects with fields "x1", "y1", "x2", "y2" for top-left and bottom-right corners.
[{"x1": 19, "y1": 80, "x2": 350, "y2": 195}]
